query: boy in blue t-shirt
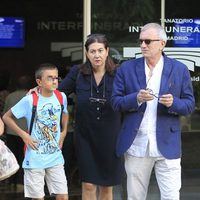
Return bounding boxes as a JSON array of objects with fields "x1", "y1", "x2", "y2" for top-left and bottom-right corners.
[{"x1": 3, "y1": 63, "x2": 69, "y2": 200}]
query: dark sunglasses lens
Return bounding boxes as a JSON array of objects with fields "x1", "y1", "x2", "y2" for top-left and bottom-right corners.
[
  {"x1": 139, "y1": 39, "x2": 151, "y2": 45},
  {"x1": 145, "y1": 40, "x2": 151, "y2": 44}
]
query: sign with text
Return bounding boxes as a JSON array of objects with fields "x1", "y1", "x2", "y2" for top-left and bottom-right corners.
[{"x1": 0, "y1": 17, "x2": 25, "y2": 48}]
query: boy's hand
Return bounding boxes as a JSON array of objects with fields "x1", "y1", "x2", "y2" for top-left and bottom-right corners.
[
  {"x1": 23, "y1": 132, "x2": 38, "y2": 150},
  {"x1": 58, "y1": 131, "x2": 66, "y2": 149}
]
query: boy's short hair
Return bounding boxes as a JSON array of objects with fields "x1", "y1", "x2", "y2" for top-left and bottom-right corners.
[{"x1": 35, "y1": 63, "x2": 58, "y2": 79}]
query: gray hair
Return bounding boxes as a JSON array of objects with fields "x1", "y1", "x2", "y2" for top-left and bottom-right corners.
[{"x1": 141, "y1": 23, "x2": 167, "y2": 42}]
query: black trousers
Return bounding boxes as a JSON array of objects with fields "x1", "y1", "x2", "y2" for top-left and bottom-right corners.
[{"x1": 6, "y1": 134, "x2": 24, "y2": 185}]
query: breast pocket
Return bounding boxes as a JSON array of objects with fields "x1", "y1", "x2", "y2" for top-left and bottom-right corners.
[
  {"x1": 76, "y1": 84, "x2": 90, "y2": 93},
  {"x1": 76, "y1": 84, "x2": 91, "y2": 102},
  {"x1": 168, "y1": 83, "x2": 181, "y2": 97}
]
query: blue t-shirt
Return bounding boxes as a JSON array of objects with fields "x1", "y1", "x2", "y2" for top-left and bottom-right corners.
[{"x1": 11, "y1": 92, "x2": 68, "y2": 169}]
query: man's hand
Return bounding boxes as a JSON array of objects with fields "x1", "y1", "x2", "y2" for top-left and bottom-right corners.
[
  {"x1": 159, "y1": 94, "x2": 173, "y2": 107},
  {"x1": 137, "y1": 89, "x2": 154, "y2": 103}
]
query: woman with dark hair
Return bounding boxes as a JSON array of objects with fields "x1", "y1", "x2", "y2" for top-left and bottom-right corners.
[{"x1": 59, "y1": 33, "x2": 124, "y2": 200}]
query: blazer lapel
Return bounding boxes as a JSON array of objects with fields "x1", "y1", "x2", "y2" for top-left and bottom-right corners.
[
  {"x1": 135, "y1": 56, "x2": 173, "y2": 93},
  {"x1": 159, "y1": 56, "x2": 173, "y2": 95},
  {"x1": 136, "y1": 58, "x2": 146, "y2": 89}
]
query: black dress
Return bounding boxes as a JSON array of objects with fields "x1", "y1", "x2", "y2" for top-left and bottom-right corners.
[{"x1": 59, "y1": 65, "x2": 124, "y2": 186}]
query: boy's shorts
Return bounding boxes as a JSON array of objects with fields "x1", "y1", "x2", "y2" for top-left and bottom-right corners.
[{"x1": 24, "y1": 165, "x2": 68, "y2": 198}]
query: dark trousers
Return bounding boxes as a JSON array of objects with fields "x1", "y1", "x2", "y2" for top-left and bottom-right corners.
[
  {"x1": 6, "y1": 134, "x2": 24, "y2": 185},
  {"x1": 62, "y1": 131, "x2": 78, "y2": 186}
]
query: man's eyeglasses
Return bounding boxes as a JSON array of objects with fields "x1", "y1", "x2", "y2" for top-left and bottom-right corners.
[
  {"x1": 89, "y1": 97, "x2": 107, "y2": 105},
  {"x1": 146, "y1": 88, "x2": 161, "y2": 99},
  {"x1": 139, "y1": 39, "x2": 160, "y2": 45},
  {"x1": 46, "y1": 76, "x2": 62, "y2": 82}
]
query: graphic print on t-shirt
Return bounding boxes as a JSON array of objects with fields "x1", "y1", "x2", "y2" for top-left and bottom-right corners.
[{"x1": 34, "y1": 102, "x2": 61, "y2": 154}]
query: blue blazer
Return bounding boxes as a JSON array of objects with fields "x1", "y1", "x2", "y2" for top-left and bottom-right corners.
[{"x1": 111, "y1": 54, "x2": 195, "y2": 159}]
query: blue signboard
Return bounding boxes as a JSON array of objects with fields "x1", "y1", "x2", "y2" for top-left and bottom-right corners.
[
  {"x1": 173, "y1": 19, "x2": 200, "y2": 47},
  {"x1": 0, "y1": 17, "x2": 25, "y2": 48}
]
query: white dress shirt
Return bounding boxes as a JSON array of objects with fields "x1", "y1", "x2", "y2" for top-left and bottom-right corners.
[{"x1": 127, "y1": 56, "x2": 164, "y2": 157}]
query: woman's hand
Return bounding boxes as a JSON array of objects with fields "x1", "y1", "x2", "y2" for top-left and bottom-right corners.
[{"x1": 26, "y1": 86, "x2": 40, "y2": 96}]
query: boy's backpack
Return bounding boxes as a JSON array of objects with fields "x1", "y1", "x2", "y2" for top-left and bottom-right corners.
[{"x1": 29, "y1": 90, "x2": 64, "y2": 134}]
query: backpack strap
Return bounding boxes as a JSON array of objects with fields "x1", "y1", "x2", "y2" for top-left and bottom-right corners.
[
  {"x1": 54, "y1": 90, "x2": 63, "y2": 109},
  {"x1": 54, "y1": 90, "x2": 64, "y2": 129},
  {"x1": 29, "y1": 92, "x2": 38, "y2": 134}
]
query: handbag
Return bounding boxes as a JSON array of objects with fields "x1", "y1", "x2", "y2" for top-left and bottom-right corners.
[{"x1": 0, "y1": 139, "x2": 19, "y2": 181}]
